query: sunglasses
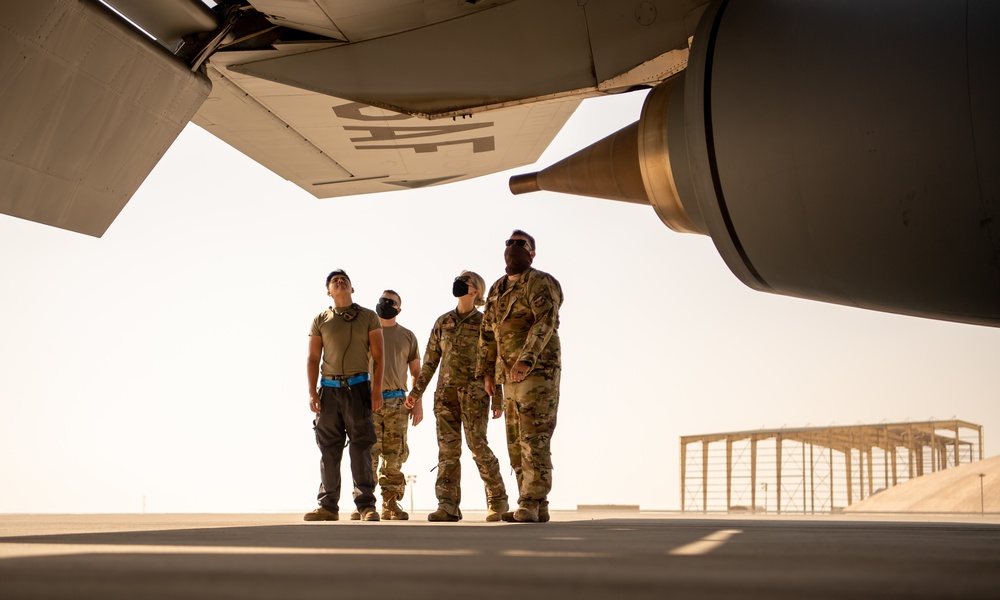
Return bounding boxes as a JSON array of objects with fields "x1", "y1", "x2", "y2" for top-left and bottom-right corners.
[
  {"x1": 380, "y1": 297, "x2": 398, "y2": 307},
  {"x1": 505, "y1": 239, "x2": 532, "y2": 249},
  {"x1": 455, "y1": 275, "x2": 476, "y2": 286}
]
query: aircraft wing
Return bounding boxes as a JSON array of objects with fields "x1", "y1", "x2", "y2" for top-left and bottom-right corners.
[
  {"x1": 0, "y1": 0, "x2": 212, "y2": 237},
  {"x1": 12, "y1": 1, "x2": 992, "y2": 327},
  {"x1": 194, "y1": 47, "x2": 580, "y2": 199},
  {"x1": 0, "y1": 0, "x2": 693, "y2": 236}
]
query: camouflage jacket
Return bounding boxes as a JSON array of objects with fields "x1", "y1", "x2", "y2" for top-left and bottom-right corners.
[
  {"x1": 410, "y1": 308, "x2": 484, "y2": 400},
  {"x1": 476, "y1": 267, "x2": 562, "y2": 384}
]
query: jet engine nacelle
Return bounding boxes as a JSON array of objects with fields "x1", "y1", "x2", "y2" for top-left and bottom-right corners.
[{"x1": 512, "y1": 0, "x2": 1000, "y2": 327}]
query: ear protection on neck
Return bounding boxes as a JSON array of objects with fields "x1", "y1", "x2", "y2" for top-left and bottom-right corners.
[{"x1": 333, "y1": 303, "x2": 360, "y2": 321}]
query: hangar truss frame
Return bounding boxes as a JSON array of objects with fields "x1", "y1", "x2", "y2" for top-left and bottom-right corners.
[{"x1": 680, "y1": 420, "x2": 983, "y2": 513}]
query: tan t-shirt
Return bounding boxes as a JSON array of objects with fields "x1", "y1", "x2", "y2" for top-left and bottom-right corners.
[
  {"x1": 309, "y1": 304, "x2": 381, "y2": 377},
  {"x1": 378, "y1": 324, "x2": 420, "y2": 391}
]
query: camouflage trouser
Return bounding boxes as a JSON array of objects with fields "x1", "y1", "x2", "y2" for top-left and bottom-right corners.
[
  {"x1": 504, "y1": 369, "x2": 560, "y2": 507},
  {"x1": 433, "y1": 384, "x2": 507, "y2": 514},
  {"x1": 372, "y1": 396, "x2": 409, "y2": 503}
]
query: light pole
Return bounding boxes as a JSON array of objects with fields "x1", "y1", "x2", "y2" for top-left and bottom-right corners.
[
  {"x1": 980, "y1": 473, "x2": 985, "y2": 516},
  {"x1": 406, "y1": 474, "x2": 417, "y2": 514}
]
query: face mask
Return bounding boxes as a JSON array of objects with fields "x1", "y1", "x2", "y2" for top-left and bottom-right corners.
[
  {"x1": 452, "y1": 279, "x2": 470, "y2": 297},
  {"x1": 504, "y1": 244, "x2": 533, "y2": 275},
  {"x1": 376, "y1": 298, "x2": 399, "y2": 319}
]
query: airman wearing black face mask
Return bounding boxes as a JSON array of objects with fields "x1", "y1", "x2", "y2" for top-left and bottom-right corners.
[
  {"x1": 476, "y1": 229, "x2": 563, "y2": 524},
  {"x1": 368, "y1": 290, "x2": 422, "y2": 522},
  {"x1": 503, "y1": 238, "x2": 534, "y2": 275},
  {"x1": 452, "y1": 277, "x2": 471, "y2": 298},
  {"x1": 376, "y1": 296, "x2": 400, "y2": 319},
  {"x1": 408, "y1": 270, "x2": 509, "y2": 522}
]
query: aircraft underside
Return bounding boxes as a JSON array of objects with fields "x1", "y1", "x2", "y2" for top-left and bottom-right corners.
[{"x1": 0, "y1": 0, "x2": 997, "y2": 326}]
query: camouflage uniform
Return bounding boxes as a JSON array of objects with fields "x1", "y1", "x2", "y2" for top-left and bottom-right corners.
[
  {"x1": 372, "y1": 324, "x2": 419, "y2": 505},
  {"x1": 372, "y1": 398, "x2": 410, "y2": 503},
  {"x1": 477, "y1": 267, "x2": 562, "y2": 510},
  {"x1": 411, "y1": 308, "x2": 507, "y2": 516}
]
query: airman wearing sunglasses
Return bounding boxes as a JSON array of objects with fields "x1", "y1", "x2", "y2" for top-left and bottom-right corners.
[
  {"x1": 407, "y1": 270, "x2": 509, "y2": 522},
  {"x1": 477, "y1": 230, "x2": 563, "y2": 523},
  {"x1": 364, "y1": 290, "x2": 422, "y2": 521}
]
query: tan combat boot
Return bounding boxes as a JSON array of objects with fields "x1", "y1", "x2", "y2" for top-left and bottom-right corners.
[
  {"x1": 538, "y1": 503, "x2": 550, "y2": 523},
  {"x1": 427, "y1": 506, "x2": 461, "y2": 522},
  {"x1": 303, "y1": 507, "x2": 338, "y2": 522},
  {"x1": 486, "y1": 499, "x2": 509, "y2": 522},
  {"x1": 381, "y1": 499, "x2": 409, "y2": 521},
  {"x1": 513, "y1": 500, "x2": 539, "y2": 523}
]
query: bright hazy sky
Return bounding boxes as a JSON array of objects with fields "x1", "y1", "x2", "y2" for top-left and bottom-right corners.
[{"x1": 1, "y1": 91, "x2": 998, "y2": 514}]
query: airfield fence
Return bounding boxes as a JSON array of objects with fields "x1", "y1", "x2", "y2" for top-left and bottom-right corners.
[{"x1": 680, "y1": 420, "x2": 983, "y2": 513}]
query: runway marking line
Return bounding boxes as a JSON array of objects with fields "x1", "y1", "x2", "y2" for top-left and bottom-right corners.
[
  {"x1": 2, "y1": 531, "x2": 742, "y2": 561},
  {"x1": 0, "y1": 544, "x2": 475, "y2": 559},
  {"x1": 0, "y1": 544, "x2": 614, "y2": 561},
  {"x1": 668, "y1": 529, "x2": 743, "y2": 556},
  {"x1": 500, "y1": 549, "x2": 608, "y2": 558}
]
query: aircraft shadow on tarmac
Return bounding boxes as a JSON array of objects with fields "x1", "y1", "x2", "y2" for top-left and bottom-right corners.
[{"x1": 1, "y1": 519, "x2": 999, "y2": 600}]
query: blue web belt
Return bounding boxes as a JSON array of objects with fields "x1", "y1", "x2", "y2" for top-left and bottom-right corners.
[
  {"x1": 320, "y1": 373, "x2": 370, "y2": 388},
  {"x1": 382, "y1": 390, "x2": 406, "y2": 400}
]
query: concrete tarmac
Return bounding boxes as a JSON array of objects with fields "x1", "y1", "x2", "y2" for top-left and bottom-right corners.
[{"x1": 2, "y1": 511, "x2": 999, "y2": 599}]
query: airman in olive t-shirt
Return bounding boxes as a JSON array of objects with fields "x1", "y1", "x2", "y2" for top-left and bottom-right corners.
[
  {"x1": 303, "y1": 269, "x2": 384, "y2": 523},
  {"x1": 368, "y1": 289, "x2": 421, "y2": 521}
]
